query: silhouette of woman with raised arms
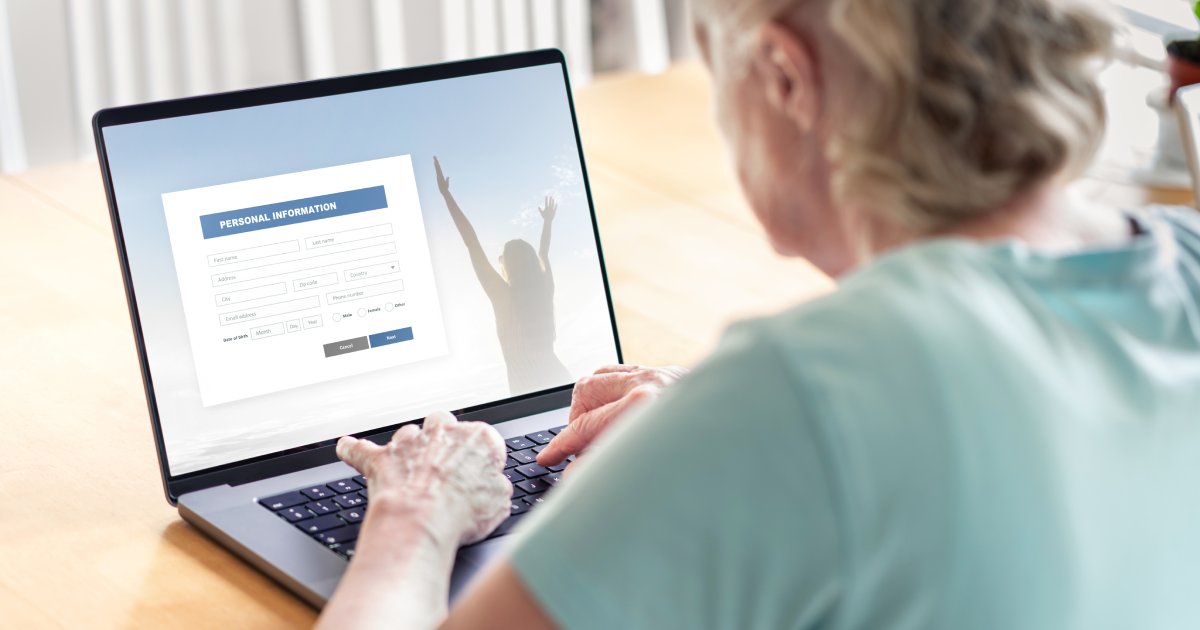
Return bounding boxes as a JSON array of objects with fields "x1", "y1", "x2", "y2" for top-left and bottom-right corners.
[{"x1": 434, "y1": 156, "x2": 571, "y2": 395}]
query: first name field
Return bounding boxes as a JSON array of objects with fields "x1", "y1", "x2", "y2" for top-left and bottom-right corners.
[{"x1": 198, "y1": 185, "x2": 389, "y2": 239}]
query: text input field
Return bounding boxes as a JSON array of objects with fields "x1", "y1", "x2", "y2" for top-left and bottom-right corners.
[
  {"x1": 207, "y1": 240, "x2": 299, "y2": 267},
  {"x1": 306, "y1": 223, "x2": 393, "y2": 249},
  {"x1": 213, "y1": 282, "x2": 287, "y2": 307},
  {"x1": 210, "y1": 242, "x2": 398, "y2": 287},
  {"x1": 217, "y1": 295, "x2": 321, "y2": 326},
  {"x1": 326, "y1": 279, "x2": 406, "y2": 305}
]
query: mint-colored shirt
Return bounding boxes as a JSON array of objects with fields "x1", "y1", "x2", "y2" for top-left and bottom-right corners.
[{"x1": 509, "y1": 206, "x2": 1200, "y2": 629}]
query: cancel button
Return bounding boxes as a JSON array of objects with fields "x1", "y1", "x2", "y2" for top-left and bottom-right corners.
[{"x1": 323, "y1": 336, "x2": 370, "y2": 358}]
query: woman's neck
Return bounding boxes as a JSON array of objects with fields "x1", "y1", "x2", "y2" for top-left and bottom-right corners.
[
  {"x1": 847, "y1": 183, "x2": 1132, "y2": 275},
  {"x1": 934, "y1": 184, "x2": 1130, "y2": 250}
]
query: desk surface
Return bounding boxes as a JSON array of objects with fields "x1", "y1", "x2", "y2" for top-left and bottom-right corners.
[{"x1": 0, "y1": 62, "x2": 1189, "y2": 627}]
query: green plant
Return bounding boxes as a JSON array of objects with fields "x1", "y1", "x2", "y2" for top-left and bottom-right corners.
[{"x1": 1169, "y1": 4, "x2": 1200, "y2": 65}]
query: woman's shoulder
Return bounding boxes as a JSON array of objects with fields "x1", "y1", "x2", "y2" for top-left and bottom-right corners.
[
  {"x1": 758, "y1": 241, "x2": 1005, "y2": 348},
  {"x1": 1138, "y1": 204, "x2": 1200, "y2": 247},
  {"x1": 711, "y1": 240, "x2": 1041, "y2": 407}
]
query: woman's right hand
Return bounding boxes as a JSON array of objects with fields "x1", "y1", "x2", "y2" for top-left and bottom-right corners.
[
  {"x1": 536, "y1": 364, "x2": 688, "y2": 467},
  {"x1": 434, "y1": 156, "x2": 451, "y2": 195}
]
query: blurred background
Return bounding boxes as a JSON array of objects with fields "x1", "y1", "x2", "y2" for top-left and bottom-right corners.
[
  {"x1": 0, "y1": 0, "x2": 1196, "y2": 178},
  {"x1": 0, "y1": 0, "x2": 697, "y2": 173}
]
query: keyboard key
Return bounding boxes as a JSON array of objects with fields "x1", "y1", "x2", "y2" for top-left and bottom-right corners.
[
  {"x1": 509, "y1": 481, "x2": 527, "y2": 499},
  {"x1": 523, "y1": 494, "x2": 548, "y2": 507},
  {"x1": 336, "y1": 541, "x2": 357, "y2": 559},
  {"x1": 333, "y1": 493, "x2": 366, "y2": 509},
  {"x1": 296, "y1": 513, "x2": 343, "y2": 534},
  {"x1": 358, "y1": 488, "x2": 369, "y2": 501},
  {"x1": 543, "y1": 471, "x2": 564, "y2": 487},
  {"x1": 532, "y1": 443, "x2": 548, "y2": 453},
  {"x1": 509, "y1": 449, "x2": 537, "y2": 464},
  {"x1": 505, "y1": 456, "x2": 520, "y2": 469},
  {"x1": 328, "y1": 478, "x2": 361, "y2": 494},
  {"x1": 505, "y1": 436, "x2": 535, "y2": 451},
  {"x1": 353, "y1": 475, "x2": 367, "y2": 487},
  {"x1": 340, "y1": 508, "x2": 365, "y2": 524},
  {"x1": 547, "y1": 461, "x2": 569, "y2": 472},
  {"x1": 510, "y1": 499, "x2": 530, "y2": 515},
  {"x1": 492, "y1": 512, "x2": 527, "y2": 537},
  {"x1": 259, "y1": 491, "x2": 307, "y2": 511},
  {"x1": 305, "y1": 500, "x2": 338, "y2": 515},
  {"x1": 503, "y1": 469, "x2": 526, "y2": 483},
  {"x1": 279, "y1": 506, "x2": 312, "y2": 522},
  {"x1": 300, "y1": 486, "x2": 332, "y2": 500},
  {"x1": 549, "y1": 425, "x2": 567, "y2": 434},
  {"x1": 515, "y1": 478, "x2": 549, "y2": 495},
  {"x1": 525, "y1": 431, "x2": 554, "y2": 445},
  {"x1": 314, "y1": 524, "x2": 361, "y2": 546},
  {"x1": 516, "y1": 463, "x2": 549, "y2": 478}
]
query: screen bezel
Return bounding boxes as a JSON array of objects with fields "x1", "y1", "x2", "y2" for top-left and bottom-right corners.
[{"x1": 93, "y1": 49, "x2": 622, "y2": 505}]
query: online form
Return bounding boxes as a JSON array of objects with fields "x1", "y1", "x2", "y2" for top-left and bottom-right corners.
[{"x1": 162, "y1": 155, "x2": 448, "y2": 406}]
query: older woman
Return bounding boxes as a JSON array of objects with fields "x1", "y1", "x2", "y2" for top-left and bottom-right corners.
[{"x1": 319, "y1": 0, "x2": 1200, "y2": 627}]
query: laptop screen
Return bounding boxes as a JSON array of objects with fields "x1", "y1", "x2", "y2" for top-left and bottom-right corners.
[{"x1": 100, "y1": 61, "x2": 619, "y2": 477}]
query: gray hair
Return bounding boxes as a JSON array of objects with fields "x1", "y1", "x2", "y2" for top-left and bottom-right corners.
[{"x1": 699, "y1": 0, "x2": 1115, "y2": 231}]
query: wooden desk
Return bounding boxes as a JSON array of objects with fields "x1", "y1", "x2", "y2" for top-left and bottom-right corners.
[{"x1": 0, "y1": 62, "x2": 1188, "y2": 628}]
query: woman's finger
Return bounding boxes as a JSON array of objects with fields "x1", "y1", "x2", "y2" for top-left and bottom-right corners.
[
  {"x1": 336, "y1": 436, "x2": 384, "y2": 475},
  {"x1": 423, "y1": 410, "x2": 457, "y2": 430},
  {"x1": 469, "y1": 422, "x2": 509, "y2": 468},
  {"x1": 540, "y1": 391, "x2": 648, "y2": 463},
  {"x1": 391, "y1": 423, "x2": 420, "y2": 445},
  {"x1": 536, "y1": 422, "x2": 586, "y2": 467},
  {"x1": 569, "y1": 371, "x2": 641, "y2": 419},
  {"x1": 539, "y1": 388, "x2": 653, "y2": 466},
  {"x1": 593, "y1": 364, "x2": 639, "y2": 375}
]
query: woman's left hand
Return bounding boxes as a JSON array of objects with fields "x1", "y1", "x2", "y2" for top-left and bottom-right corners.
[
  {"x1": 539, "y1": 196, "x2": 557, "y2": 222},
  {"x1": 336, "y1": 411, "x2": 511, "y2": 547}
]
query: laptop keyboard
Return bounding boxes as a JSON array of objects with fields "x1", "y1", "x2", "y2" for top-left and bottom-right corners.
[{"x1": 257, "y1": 425, "x2": 571, "y2": 559}]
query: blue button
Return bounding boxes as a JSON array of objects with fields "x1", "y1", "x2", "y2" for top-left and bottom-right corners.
[{"x1": 368, "y1": 327, "x2": 413, "y2": 348}]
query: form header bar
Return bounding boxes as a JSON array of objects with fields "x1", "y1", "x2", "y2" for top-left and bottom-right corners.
[{"x1": 198, "y1": 185, "x2": 388, "y2": 239}]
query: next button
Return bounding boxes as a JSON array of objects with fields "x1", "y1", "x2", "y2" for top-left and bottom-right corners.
[{"x1": 368, "y1": 327, "x2": 413, "y2": 348}]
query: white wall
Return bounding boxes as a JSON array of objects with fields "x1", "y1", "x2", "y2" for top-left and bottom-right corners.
[{"x1": 0, "y1": 0, "x2": 693, "y2": 172}]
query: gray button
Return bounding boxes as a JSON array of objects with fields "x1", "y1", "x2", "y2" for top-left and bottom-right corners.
[{"x1": 323, "y1": 336, "x2": 369, "y2": 358}]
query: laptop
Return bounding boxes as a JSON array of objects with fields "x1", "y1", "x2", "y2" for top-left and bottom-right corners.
[{"x1": 93, "y1": 49, "x2": 622, "y2": 606}]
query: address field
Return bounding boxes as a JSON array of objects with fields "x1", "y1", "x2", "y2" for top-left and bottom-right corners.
[{"x1": 210, "y1": 242, "x2": 397, "y2": 287}]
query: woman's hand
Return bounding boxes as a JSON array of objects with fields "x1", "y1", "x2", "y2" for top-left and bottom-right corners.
[
  {"x1": 539, "y1": 195, "x2": 557, "y2": 222},
  {"x1": 336, "y1": 410, "x2": 511, "y2": 546},
  {"x1": 319, "y1": 413, "x2": 510, "y2": 629},
  {"x1": 536, "y1": 364, "x2": 688, "y2": 467},
  {"x1": 434, "y1": 156, "x2": 451, "y2": 196}
]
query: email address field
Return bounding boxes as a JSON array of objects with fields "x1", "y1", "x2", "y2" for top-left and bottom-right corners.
[
  {"x1": 217, "y1": 296, "x2": 320, "y2": 326},
  {"x1": 210, "y1": 242, "x2": 397, "y2": 287},
  {"x1": 326, "y1": 279, "x2": 405, "y2": 305}
]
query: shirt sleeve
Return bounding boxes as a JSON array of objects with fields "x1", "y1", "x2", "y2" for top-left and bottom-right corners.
[{"x1": 507, "y1": 322, "x2": 845, "y2": 630}]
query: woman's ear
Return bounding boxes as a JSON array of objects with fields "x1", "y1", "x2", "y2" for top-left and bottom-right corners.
[{"x1": 753, "y1": 20, "x2": 820, "y2": 133}]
